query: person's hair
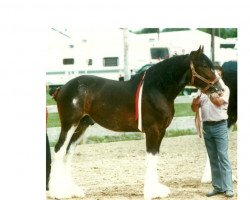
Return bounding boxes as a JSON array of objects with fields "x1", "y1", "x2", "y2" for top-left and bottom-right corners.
[{"x1": 213, "y1": 62, "x2": 222, "y2": 71}]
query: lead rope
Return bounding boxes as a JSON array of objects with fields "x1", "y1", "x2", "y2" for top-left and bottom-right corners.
[{"x1": 195, "y1": 108, "x2": 203, "y2": 138}]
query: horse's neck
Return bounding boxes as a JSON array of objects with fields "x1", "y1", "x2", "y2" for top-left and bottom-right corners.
[{"x1": 145, "y1": 56, "x2": 190, "y2": 101}]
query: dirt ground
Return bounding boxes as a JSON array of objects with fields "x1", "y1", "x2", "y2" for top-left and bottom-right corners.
[{"x1": 47, "y1": 132, "x2": 237, "y2": 200}]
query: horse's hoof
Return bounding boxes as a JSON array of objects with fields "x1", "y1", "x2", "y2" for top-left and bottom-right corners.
[
  {"x1": 232, "y1": 175, "x2": 237, "y2": 183},
  {"x1": 201, "y1": 176, "x2": 211, "y2": 183},
  {"x1": 48, "y1": 189, "x2": 73, "y2": 199},
  {"x1": 48, "y1": 186, "x2": 85, "y2": 199},
  {"x1": 70, "y1": 184, "x2": 85, "y2": 197},
  {"x1": 144, "y1": 182, "x2": 171, "y2": 200}
]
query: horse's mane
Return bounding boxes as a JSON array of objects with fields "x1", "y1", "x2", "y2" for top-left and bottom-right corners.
[{"x1": 142, "y1": 55, "x2": 190, "y2": 89}]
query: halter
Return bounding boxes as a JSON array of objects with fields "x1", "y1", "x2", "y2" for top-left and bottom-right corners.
[{"x1": 190, "y1": 61, "x2": 220, "y2": 93}]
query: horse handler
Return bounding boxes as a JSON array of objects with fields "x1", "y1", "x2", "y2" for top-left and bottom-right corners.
[{"x1": 191, "y1": 65, "x2": 234, "y2": 198}]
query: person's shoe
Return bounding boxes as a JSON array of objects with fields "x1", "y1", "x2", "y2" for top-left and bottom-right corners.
[
  {"x1": 206, "y1": 190, "x2": 223, "y2": 197},
  {"x1": 225, "y1": 190, "x2": 234, "y2": 198}
]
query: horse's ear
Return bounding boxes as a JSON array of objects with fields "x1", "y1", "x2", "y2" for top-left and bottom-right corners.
[
  {"x1": 194, "y1": 45, "x2": 204, "y2": 57},
  {"x1": 190, "y1": 45, "x2": 204, "y2": 60}
]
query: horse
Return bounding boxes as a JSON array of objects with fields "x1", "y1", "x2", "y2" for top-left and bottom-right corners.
[
  {"x1": 201, "y1": 60, "x2": 237, "y2": 183},
  {"x1": 222, "y1": 61, "x2": 237, "y2": 129},
  {"x1": 48, "y1": 46, "x2": 224, "y2": 200}
]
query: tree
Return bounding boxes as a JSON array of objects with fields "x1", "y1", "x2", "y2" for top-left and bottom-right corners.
[
  {"x1": 161, "y1": 28, "x2": 190, "y2": 32},
  {"x1": 197, "y1": 28, "x2": 237, "y2": 38},
  {"x1": 134, "y1": 28, "x2": 160, "y2": 34}
]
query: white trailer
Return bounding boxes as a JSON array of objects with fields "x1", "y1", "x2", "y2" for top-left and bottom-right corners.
[{"x1": 46, "y1": 28, "x2": 171, "y2": 89}]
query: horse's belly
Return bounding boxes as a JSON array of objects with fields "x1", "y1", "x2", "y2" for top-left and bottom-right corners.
[{"x1": 91, "y1": 113, "x2": 138, "y2": 132}]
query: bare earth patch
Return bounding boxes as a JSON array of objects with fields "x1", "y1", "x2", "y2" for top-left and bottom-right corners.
[{"x1": 47, "y1": 132, "x2": 237, "y2": 200}]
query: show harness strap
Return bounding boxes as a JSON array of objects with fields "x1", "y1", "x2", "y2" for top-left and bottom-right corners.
[{"x1": 135, "y1": 71, "x2": 146, "y2": 131}]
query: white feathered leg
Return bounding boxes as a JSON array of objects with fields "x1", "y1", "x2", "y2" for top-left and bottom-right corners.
[
  {"x1": 144, "y1": 153, "x2": 170, "y2": 200},
  {"x1": 49, "y1": 125, "x2": 85, "y2": 199},
  {"x1": 201, "y1": 154, "x2": 212, "y2": 183}
]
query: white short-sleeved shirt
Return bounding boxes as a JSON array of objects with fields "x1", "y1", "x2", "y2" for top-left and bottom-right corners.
[{"x1": 195, "y1": 86, "x2": 230, "y2": 122}]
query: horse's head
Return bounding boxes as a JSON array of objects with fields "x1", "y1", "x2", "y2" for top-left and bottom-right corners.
[{"x1": 189, "y1": 46, "x2": 223, "y2": 95}]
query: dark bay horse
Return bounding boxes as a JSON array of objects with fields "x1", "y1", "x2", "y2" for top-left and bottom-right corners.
[
  {"x1": 222, "y1": 61, "x2": 237, "y2": 129},
  {"x1": 48, "y1": 46, "x2": 223, "y2": 200}
]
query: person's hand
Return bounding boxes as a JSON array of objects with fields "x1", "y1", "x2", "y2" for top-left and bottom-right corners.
[
  {"x1": 193, "y1": 96, "x2": 200, "y2": 105},
  {"x1": 209, "y1": 92, "x2": 220, "y2": 99},
  {"x1": 209, "y1": 91, "x2": 224, "y2": 99},
  {"x1": 209, "y1": 91, "x2": 225, "y2": 106}
]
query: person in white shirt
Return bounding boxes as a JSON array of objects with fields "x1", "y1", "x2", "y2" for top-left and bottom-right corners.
[{"x1": 191, "y1": 65, "x2": 234, "y2": 198}]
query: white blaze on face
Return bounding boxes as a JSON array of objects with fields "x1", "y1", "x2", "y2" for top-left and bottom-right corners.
[{"x1": 215, "y1": 69, "x2": 226, "y2": 88}]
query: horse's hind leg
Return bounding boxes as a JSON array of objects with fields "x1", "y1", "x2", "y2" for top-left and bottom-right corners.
[
  {"x1": 49, "y1": 116, "x2": 93, "y2": 199},
  {"x1": 64, "y1": 116, "x2": 94, "y2": 196},
  {"x1": 49, "y1": 122, "x2": 79, "y2": 199},
  {"x1": 144, "y1": 128, "x2": 170, "y2": 200}
]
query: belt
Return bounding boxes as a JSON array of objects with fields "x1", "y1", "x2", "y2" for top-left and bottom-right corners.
[{"x1": 203, "y1": 119, "x2": 226, "y2": 125}]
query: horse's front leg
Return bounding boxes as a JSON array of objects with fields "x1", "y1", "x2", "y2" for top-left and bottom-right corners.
[{"x1": 144, "y1": 127, "x2": 171, "y2": 200}]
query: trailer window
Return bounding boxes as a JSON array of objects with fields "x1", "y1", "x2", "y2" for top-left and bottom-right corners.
[
  {"x1": 63, "y1": 58, "x2": 74, "y2": 65},
  {"x1": 88, "y1": 59, "x2": 93, "y2": 66},
  {"x1": 151, "y1": 48, "x2": 169, "y2": 59},
  {"x1": 220, "y1": 44, "x2": 235, "y2": 49},
  {"x1": 103, "y1": 57, "x2": 119, "y2": 66}
]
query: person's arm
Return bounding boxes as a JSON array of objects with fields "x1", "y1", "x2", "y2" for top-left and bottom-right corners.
[
  {"x1": 191, "y1": 96, "x2": 200, "y2": 112},
  {"x1": 208, "y1": 92, "x2": 227, "y2": 107}
]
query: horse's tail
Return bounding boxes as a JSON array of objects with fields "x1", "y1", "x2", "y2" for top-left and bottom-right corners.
[{"x1": 49, "y1": 87, "x2": 61, "y2": 101}]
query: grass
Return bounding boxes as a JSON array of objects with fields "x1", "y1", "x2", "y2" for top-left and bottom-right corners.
[
  {"x1": 49, "y1": 130, "x2": 197, "y2": 147},
  {"x1": 49, "y1": 127, "x2": 237, "y2": 146},
  {"x1": 86, "y1": 129, "x2": 197, "y2": 144},
  {"x1": 46, "y1": 88, "x2": 56, "y2": 105},
  {"x1": 86, "y1": 133, "x2": 144, "y2": 144},
  {"x1": 165, "y1": 129, "x2": 196, "y2": 137},
  {"x1": 174, "y1": 103, "x2": 194, "y2": 117},
  {"x1": 48, "y1": 113, "x2": 60, "y2": 127},
  {"x1": 47, "y1": 104, "x2": 194, "y2": 128}
]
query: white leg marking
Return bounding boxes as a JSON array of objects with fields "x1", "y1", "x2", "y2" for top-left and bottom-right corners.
[
  {"x1": 144, "y1": 153, "x2": 170, "y2": 200},
  {"x1": 201, "y1": 154, "x2": 237, "y2": 183},
  {"x1": 201, "y1": 154, "x2": 212, "y2": 183},
  {"x1": 72, "y1": 98, "x2": 78, "y2": 106},
  {"x1": 49, "y1": 125, "x2": 85, "y2": 199}
]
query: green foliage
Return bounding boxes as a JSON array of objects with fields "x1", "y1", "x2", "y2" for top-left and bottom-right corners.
[
  {"x1": 134, "y1": 28, "x2": 160, "y2": 34},
  {"x1": 133, "y1": 28, "x2": 237, "y2": 39},
  {"x1": 161, "y1": 28, "x2": 190, "y2": 32},
  {"x1": 197, "y1": 28, "x2": 237, "y2": 38},
  {"x1": 174, "y1": 103, "x2": 195, "y2": 117}
]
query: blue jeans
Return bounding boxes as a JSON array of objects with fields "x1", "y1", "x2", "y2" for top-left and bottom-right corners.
[{"x1": 203, "y1": 120, "x2": 233, "y2": 192}]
